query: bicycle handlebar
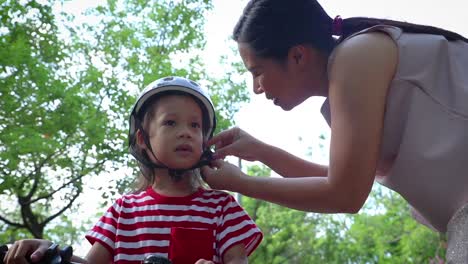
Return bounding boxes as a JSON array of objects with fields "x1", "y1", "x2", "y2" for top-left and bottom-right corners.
[
  {"x1": 0, "y1": 244, "x2": 172, "y2": 264},
  {"x1": 0, "y1": 243, "x2": 74, "y2": 264},
  {"x1": 141, "y1": 255, "x2": 172, "y2": 264}
]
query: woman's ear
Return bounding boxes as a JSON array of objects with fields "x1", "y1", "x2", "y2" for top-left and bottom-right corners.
[
  {"x1": 289, "y1": 45, "x2": 305, "y2": 65},
  {"x1": 289, "y1": 44, "x2": 318, "y2": 67}
]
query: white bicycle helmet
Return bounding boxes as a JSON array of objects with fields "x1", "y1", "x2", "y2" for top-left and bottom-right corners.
[
  {"x1": 130, "y1": 76, "x2": 216, "y2": 139},
  {"x1": 128, "y1": 76, "x2": 216, "y2": 178}
]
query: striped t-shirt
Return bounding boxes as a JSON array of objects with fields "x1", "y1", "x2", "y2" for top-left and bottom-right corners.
[{"x1": 86, "y1": 187, "x2": 262, "y2": 264}]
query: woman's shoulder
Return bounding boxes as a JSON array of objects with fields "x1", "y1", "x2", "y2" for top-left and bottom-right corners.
[
  {"x1": 328, "y1": 31, "x2": 398, "y2": 83},
  {"x1": 336, "y1": 31, "x2": 397, "y2": 61}
]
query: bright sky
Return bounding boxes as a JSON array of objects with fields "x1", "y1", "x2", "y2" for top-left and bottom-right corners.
[{"x1": 61, "y1": 0, "x2": 467, "y2": 256}]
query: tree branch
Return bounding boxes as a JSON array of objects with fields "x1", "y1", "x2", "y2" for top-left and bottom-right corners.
[
  {"x1": 0, "y1": 165, "x2": 9, "y2": 179},
  {"x1": 42, "y1": 189, "x2": 81, "y2": 226},
  {"x1": 28, "y1": 158, "x2": 105, "y2": 204},
  {"x1": 0, "y1": 214, "x2": 25, "y2": 228},
  {"x1": 24, "y1": 151, "x2": 57, "y2": 200},
  {"x1": 19, "y1": 197, "x2": 41, "y2": 238}
]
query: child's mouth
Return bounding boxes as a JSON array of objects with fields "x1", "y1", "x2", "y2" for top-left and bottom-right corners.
[{"x1": 175, "y1": 144, "x2": 193, "y2": 152}]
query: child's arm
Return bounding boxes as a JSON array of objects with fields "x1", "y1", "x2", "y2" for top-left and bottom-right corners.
[
  {"x1": 81, "y1": 242, "x2": 111, "y2": 264},
  {"x1": 67, "y1": 243, "x2": 111, "y2": 264},
  {"x1": 222, "y1": 244, "x2": 248, "y2": 264}
]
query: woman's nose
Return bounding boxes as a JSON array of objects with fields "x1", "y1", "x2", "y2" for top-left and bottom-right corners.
[{"x1": 253, "y1": 79, "x2": 264, "y2": 94}]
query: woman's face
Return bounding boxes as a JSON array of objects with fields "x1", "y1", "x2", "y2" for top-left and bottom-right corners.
[{"x1": 238, "y1": 42, "x2": 328, "y2": 110}]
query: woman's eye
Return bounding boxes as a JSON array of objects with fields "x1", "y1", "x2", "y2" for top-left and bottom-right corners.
[{"x1": 192, "y1": 122, "x2": 201, "y2": 128}]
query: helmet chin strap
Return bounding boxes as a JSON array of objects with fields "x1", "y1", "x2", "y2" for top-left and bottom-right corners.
[{"x1": 138, "y1": 125, "x2": 213, "y2": 181}]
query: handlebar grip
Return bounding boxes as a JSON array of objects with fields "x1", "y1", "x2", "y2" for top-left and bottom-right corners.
[
  {"x1": 59, "y1": 246, "x2": 73, "y2": 263},
  {"x1": 141, "y1": 255, "x2": 172, "y2": 264},
  {"x1": 0, "y1": 244, "x2": 8, "y2": 264},
  {"x1": 37, "y1": 243, "x2": 61, "y2": 264},
  {"x1": 0, "y1": 243, "x2": 74, "y2": 264}
]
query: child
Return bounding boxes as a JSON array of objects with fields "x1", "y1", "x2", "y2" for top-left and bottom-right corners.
[{"x1": 3, "y1": 76, "x2": 262, "y2": 264}]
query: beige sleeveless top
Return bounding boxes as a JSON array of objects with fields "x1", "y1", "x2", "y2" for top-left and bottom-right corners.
[{"x1": 320, "y1": 25, "x2": 468, "y2": 232}]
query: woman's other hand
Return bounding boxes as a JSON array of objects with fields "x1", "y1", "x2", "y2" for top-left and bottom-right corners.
[{"x1": 201, "y1": 160, "x2": 247, "y2": 191}]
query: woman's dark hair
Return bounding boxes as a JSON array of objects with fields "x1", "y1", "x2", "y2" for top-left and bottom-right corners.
[{"x1": 233, "y1": 0, "x2": 468, "y2": 62}]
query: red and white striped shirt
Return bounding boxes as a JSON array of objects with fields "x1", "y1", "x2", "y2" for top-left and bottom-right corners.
[{"x1": 86, "y1": 187, "x2": 262, "y2": 264}]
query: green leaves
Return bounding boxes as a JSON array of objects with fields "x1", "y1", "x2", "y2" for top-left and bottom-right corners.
[
  {"x1": 0, "y1": 0, "x2": 250, "y2": 241},
  {"x1": 242, "y1": 165, "x2": 445, "y2": 263}
]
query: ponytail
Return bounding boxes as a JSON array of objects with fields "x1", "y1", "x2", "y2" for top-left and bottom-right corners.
[
  {"x1": 338, "y1": 17, "x2": 468, "y2": 43},
  {"x1": 234, "y1": 0, "x2": 468, "y2": 63}
]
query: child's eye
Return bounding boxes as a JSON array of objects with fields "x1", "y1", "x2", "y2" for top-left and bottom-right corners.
[
  {"x1": 191, "y1": 122, "x2": 201, "y2": 129},
  {"x1": 163, "y1": 120, "x2": 175, "y2": 126}
]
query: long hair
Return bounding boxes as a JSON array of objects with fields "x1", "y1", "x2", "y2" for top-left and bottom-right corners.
[
  {"x1": 233, "y1": 0, "x2": 468, "y2": 62},
  {"x1": 338, "y1": 17, "x2": 468, "y2": 43}
]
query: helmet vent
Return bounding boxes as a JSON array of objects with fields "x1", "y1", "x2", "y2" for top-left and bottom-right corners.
[
  {"x1": 163, "y1": 76, "x2": 174, "y2": 81},
  {"x1": 189, "y1": 80, "x2": 200, "y2": 87}
]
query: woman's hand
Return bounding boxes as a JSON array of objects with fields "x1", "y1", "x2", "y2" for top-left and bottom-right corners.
[
  {"x1": 201, "y1": 160, "x2": 247, "y2": 192},
  {"x1": 4, "y1": 239, "x2": 52, "y2": 264},
  {"x1": 208, "y1": 127, "x2": 263, "y2": 161}
]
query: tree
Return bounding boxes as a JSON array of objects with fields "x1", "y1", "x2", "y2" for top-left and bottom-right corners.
[
  {"x1": 243, "y1": 165, "x2": 324, "y2": 264},
  {"x1": 337, "y1": 187, "x2": 446, "y2": 263},
  {"x1": 0, "y1": 0, "x2": 249, "y2": 242},
  {"x1": 242, "y1": 165, "x2": 445, "y2": 263},
  {"x1": 0, "y1": 0, "x2": 104, "y2": 240}
]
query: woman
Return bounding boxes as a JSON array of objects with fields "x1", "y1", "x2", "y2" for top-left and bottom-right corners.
[{"x1": 201, "y1": 0, "x2": 468, "y2": 261}]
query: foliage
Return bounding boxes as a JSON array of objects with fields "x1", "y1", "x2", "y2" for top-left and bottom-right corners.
[
  {"x1": 243, "y1": 165, "x2": 446, "y2": 263},
  {"x1": 0, "y1": 0, "x2": 249, "y2": 241}
]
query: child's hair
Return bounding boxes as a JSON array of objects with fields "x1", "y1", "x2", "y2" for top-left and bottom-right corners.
[
  {"x1": 128, "y1": 76, "x2": 217, "y2": 193},
  {"x1": 132, "y1": 91, "x2": 210, "y2": 192},
  {"x1": 233, "y1": 0, "x2": 468, "y2": 62}
]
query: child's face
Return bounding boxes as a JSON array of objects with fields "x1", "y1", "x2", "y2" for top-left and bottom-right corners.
[{"x1": 144, "y1": 95, "x2": 204, "y2": 169}]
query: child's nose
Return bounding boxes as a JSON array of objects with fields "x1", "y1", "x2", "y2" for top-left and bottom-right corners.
[{"x1": 177, "y1": 126, "x2": 192, "y2": 138}]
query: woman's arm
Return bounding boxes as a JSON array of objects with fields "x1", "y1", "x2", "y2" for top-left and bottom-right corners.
[
  {"x1": 325, "y1": 31, "x2": 397, "y2": 212},
  {"x1": 209, "y1": 127, "x2": 327, "y2": 177},
  {"x1": 256, "y1": 142, "x2": 328, "y2": 177}
]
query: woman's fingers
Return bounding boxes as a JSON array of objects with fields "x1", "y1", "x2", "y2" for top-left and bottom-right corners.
[
  {"x1": 212, "y1": 144, "x2": 235, "y2": 159},
  {"x1": 209, "y1": 127, "x2": 243, "y2": 147},
  {"x1": 201, "y1": 160, "x2": 223, "y2": 176},
  {"x1": 207, "y1": 128, "x2": 234, "y2": 147}
]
